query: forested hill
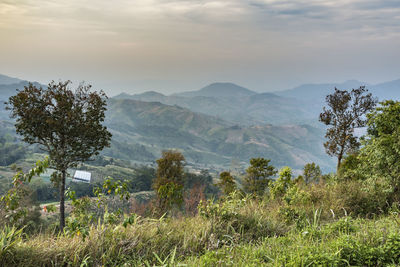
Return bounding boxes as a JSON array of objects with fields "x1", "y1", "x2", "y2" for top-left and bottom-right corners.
[{"x1": 105, "y1": 98, "x2": 335, "y2": 171}]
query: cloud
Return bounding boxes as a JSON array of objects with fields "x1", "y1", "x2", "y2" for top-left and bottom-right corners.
[
  {"x1": 1, "y1": 0, "x2": 399, "y2": 37},
  {"x1": 0, "y1": 0, "x2": 399, "y2": 93}
]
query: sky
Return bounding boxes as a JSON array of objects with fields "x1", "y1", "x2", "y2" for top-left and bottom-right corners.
[{"x1": 0, "y1": 0, "x2": 399, "y2": 96}]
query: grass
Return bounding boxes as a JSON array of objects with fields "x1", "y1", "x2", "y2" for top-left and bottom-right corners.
[
  {"x1": 1, "y1": 173, "x2": 400, "y2": 266},
  {"x1": 183, "y1": 216, "x2": 399, "y2": 266},
  {"x1": 3, "y1": 196, "x2": 400, "y2": 266}
]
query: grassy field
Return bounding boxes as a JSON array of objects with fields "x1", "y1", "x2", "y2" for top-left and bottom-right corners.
[{"x1": 2, "y1": 194, "x2": 400, "y2": 266}]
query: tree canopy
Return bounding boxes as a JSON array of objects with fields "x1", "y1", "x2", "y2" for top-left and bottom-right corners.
[
  {"x1": 319, "y1": 86, "x2": 377, "y2": 171},
  {"x1": 302, "y1": 163, "x2": 322, "y2": 184},
  {"x1": 153, "y1": 150, "x2": 186, "y2": 213},
  {"x1": 216, "y1": 171, "x2": 236, "y2": 196},
  {"x1": 243, "y1": 157, "x2": 276, "y2": 196},
  {"x1": 7, "y1": 80, "x2": 112, "y2": 230},
  {"x1": 359, "y1": 100, "x2": 400, "y2": 199}
]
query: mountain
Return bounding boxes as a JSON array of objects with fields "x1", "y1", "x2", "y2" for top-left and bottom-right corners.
[
  {"x1": 275, "y1": 79, "x2": 400, "y2": 107},
  {"x1": 174, "y1": 82, "x2": 257, "y2": 98},
  {"x1": 104, "y1": 98, "x2": 335, "y2": 171},
  {"x1": 372, "y1": 79, "x2": 400, "y2": 102},
  {"x1": 276, "y1": 80, "x2": 367, "y2": 101},
  {"x1": 0, "y1": 74, "x2": 23, "y2": 85},
  {"x1": 115, "y1": 83, "x2": 315, "y2": 126}
]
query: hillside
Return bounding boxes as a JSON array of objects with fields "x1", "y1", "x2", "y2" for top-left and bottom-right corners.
[{"x1": 105, "y1": 98, "x2": 334, "y2": 171}]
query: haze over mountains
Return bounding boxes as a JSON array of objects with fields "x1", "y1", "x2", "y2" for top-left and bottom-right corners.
[
  {"x1": 115, "y1": 83, "x2": 315, "y2": 126},
  {"x1": 276, "y1": 79, "x2": 400, "y2": 114},
  {"x1": 115, "y1": 79, "x2": 400, "y2": 127},
  {"x1": 1, "y1": 73, "x2": 400, "y2": 172}
]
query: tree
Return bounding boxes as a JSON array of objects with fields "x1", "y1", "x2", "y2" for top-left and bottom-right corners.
[
  {"x1": 7, "y1": 81, "x2": 112, "y2": 230},
  {"x1": 270, "y1": 166, "x2": 293, "y2": 199},
  {"x1": 302, "y1": 162, "x2": 322, "y2": 184},
  {"x1": 243, "y1": 158, "x2": 277, "y2": 196},
  {"x1": 359, "y1": 100, "x2": 400, "y2": 199},
  {"x1": 319, "y1": 86, "x2": 377, "y2": 172},
  {"x1": 152, "y1": 150, "x2": 185, "y2": 213},
  {"x1": 216, "y1": 171, "x2": 236, "y2": 196}
]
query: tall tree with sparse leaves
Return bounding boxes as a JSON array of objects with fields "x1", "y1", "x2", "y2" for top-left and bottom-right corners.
[
  {"x1": 319, "y1": 86, "x2": 376, "y2": 172},
  {"x1": 7, "y1": 81, "x2": 112, "y2": 231}
]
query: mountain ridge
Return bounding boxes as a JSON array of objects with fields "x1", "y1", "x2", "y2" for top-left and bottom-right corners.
[{"x1": 174, "y1": 82, "x2": 257, "y2": 98}]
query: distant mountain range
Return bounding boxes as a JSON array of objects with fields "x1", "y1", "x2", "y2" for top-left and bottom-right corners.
[
  {"x1": 115, "y1": 80, "x2": 400, "y2": 127},
  {"x1": 114, "y1": 82, "x2": 315, "y2": 126},
  {"x1": 1, "y1": 74, "x2": 399, "y2": 172},
  {"x1": 0, "y1": 74, "x2": 23, "y2": 85},
  {"x1": 275, "y1": 79, "x2": 400, "y2": 114}
]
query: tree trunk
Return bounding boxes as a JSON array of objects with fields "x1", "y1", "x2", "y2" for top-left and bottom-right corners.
[
  {"x1": 337, "y1": 142, "x2": 346, "y2": 174},
  {"x1": 59, "y1": 169, "x2": 66, "y2": 231},
  {"x1": 337, "y1": 152, "x2": 343, "y2": 174}
]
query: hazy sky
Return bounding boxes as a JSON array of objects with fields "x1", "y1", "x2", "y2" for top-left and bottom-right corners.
[{"x1": 0, "y1": 0, "x2": 399, "y2": 95}]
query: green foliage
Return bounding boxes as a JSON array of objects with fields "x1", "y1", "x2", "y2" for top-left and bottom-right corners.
[
  {"x1": 0, "y1": 225, "x2": 23, "y2": 263},
  {"x1": 360, "y1": 100, "x2": 400, "y2": 201},
  {"x1": 243, "y1": 158, "x2": 276, "y2": 196},
  {"x1": 7, "y1": 80, "x2": 112, "y2": 231},
  {"x1": 198, "y1": 191, "x2": 286, "y2": 243},
  {"x1": 198, "y1": 192, "x2": 247, "y2": 223},
  {"x1": 270, "y1": 166, "x2": 294, "y2": 200},
  {"x1": 338, "y1": 153, "x2": 363, "y2": 180},
  {"x1": 153, "y1": 150, "x2": 186, "y2": 213},
  {"x1": 184, "y1": 217, "x2": 400, "y2": 266},
  {"x1": 65, "y1": 177, "x2": 131, "y2": 239},
  {"x1": 0, "y1": 158, "x2": 48, "y2": 228},
  {"x1": 157, "y1": 182, "x2": 184, "y2": 210},
  {"x1": 302, "y1": 162, "x2": 322, "y2": 184},
  {"x1": 215, "y1": 171, "x2": 236, "y2": 196}
]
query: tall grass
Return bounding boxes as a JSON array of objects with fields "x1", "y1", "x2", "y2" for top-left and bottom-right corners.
[
  {"x1": 2, "y1": 176, "x2": 399, "y2": 266},
  {"x1": 183, "y1": 216, "x2": 400, "y2": 266},
  {"x1": 1, "y1": 196, "x2": 287, "y2": 266}
]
